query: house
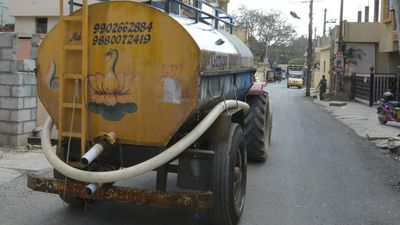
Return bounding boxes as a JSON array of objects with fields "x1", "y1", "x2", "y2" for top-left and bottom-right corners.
[
  {"x1": 11, "y1": 0, "x2": 69, "y2": 36},
  {"x1": 10, "y1": 0, "x2": 230, "y2": 36},
  {"x1": 313, "y1": 0, "x2": 400, "y2": 100}
]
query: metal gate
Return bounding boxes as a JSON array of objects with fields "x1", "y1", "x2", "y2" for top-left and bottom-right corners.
[{"x1": 352, "y1": 73, "x2": 398, "y2": 106}]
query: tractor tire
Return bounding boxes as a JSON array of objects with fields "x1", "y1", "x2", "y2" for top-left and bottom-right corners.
[
  {"x1": 209, "y1": 123, "x2": 247, "y2": 225},
  {"x1": 244, "y1": 93, "x2": 272, "y2": 162},
  {"x1": 268, "y1": 113, "x2": 272, "y2": 145},
  {"x1": 53, "y1": 169, "x2": 88, "y2": 207}
]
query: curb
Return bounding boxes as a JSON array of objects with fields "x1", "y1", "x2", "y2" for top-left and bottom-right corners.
[{"x1": 329, "y1": 102, "x2": 347, "y2": 107}]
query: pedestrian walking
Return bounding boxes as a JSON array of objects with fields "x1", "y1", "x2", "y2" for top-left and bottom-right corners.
[{"x1": 316, "y1": 75, "x2": 327, "y2": 100}]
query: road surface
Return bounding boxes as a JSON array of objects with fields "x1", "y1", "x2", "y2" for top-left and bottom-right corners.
[{"x1": 1, "y1": 82, "x2": 400, "y2": 225}]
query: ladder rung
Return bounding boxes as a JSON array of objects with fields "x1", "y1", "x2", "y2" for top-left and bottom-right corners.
[
  {"x1": 63, "y1": 16, "x2": 83, "y2": 22},
  {"x1": 62, "y1": 103, "x2": 83, "y2": 109},
  {"x1": 64, "y1": 74, "x2": 83, "y2": 79},
  {"x1": 64, "y1": 45, "x2": 82, "y2": 51},
  {"x1": 62, "y1": 132, "x2": 83, "y2": 138}
]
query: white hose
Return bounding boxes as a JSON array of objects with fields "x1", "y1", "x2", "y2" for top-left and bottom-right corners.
[{"x1": 42, "y1": 100, "x2": 249, "y2": 183}]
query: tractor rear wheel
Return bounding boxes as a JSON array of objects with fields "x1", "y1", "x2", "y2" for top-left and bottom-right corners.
[
  {"x1": 209, "y1": 123, "x2": 247, "y2": 225},
  {"x1": 244, "y1": 93, "x2": 272, "y2": 162}
]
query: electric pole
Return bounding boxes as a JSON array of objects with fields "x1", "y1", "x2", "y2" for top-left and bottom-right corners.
[
  {"x1": 305, "y1": 0, "x2": 313, "y2": 97},
  {"x1": 0, "y1": 1, "x2": 8, "y2": 27},
  {"x1": 323, "y1": 8, "x2": 327, "y2": 36},
  {"x1": 336, "y1": 0, "x2": 344, "y2": 96}
]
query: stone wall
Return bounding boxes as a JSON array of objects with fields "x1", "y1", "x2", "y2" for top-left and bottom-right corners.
[{"x1": 0, "y1": 33, "x2": 37, "y2": 146}]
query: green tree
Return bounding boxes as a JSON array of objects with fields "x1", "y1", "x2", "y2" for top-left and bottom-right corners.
[
  {"x1": 266, "y1": 36, "x2": 307, "y2": 65},
  {"x1": 344, "y1": 47, "x2": 366, "y2": 71},
  {"x1": 233, "y1": 5, "x2": 297, "y2": 63},
  {"x1": 234, "y1": 5, "x2": 261, "y2": 38},
  {"x1": 257, "y1": 10, "x2": 296, "y2": 47},
  {"x1": 288, "y1": 58, "x2": 305, "y2": 65},
  {"x1": 341, "y1": 46, "x2": 366, "y2": 75},
  {"x1": 286, "y1": 36, "x2": 308, "y2": 60}
]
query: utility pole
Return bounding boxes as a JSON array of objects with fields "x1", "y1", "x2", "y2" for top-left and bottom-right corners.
[
  {"x1": 365, "y1": 6, "x2": 370, "y2": 22},
  {"x1": 336, "y1": 0, "x2": 344, "y2": 96},
  {"x1": 374, "y1": 0, "x2": 379, "y2": 22},
  {"x1": 394, "y1": 0, "x2": 400, "y2": 53},
  {"x1": 0, "y1": 1, "x2": 3, "y2": 27},
  {"x1": 323, "y1": 9, "x2": 336, "y2": 37},
  {"x1": 314, "y1": 26, "x2": 317, "y2": 39},
  {"x1": 323, "y1": 8, "x2": 327, "y2": 36},
  {"x1": 0, "y1": 1, "x2": 8, "y2": 27},
  {"x1": 338, "y1": 0, "x2": 344, "y2": 51},
  {"x1": 305, "y1": 0, "x2": 313, "y2": 97}
]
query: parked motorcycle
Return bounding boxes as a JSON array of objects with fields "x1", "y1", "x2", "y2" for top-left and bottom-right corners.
[{"x1": 377, "y1": 91, "x2": 400, "y2": 124}]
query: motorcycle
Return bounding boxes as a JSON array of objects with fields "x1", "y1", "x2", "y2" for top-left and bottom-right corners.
[{"x1": 377, "y1": 91, "x2": 400, "y2": 124}]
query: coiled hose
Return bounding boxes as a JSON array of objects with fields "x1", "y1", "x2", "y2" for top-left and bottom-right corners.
[{"x1": 42, "y1": 100, "x2": 249, "y2": 183}]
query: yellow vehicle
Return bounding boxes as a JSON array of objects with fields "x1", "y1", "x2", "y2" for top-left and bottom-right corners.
[{"x1": 287, "y1": 73, "x2": 303, "y2": 88}]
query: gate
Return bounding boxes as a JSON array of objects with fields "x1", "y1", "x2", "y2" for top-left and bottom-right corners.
[{"x1": 352, "y1": 73, "x2": 398, "y2": 106}]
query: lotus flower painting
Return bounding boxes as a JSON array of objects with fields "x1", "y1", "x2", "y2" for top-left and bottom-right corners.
[{"x1": 88, "y1": 48, "x2": 137, "y2": 121}]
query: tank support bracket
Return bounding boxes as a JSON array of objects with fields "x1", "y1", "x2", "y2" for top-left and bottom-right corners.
[{"x1": 27, "y1": 174, "x2": 213, "y2": 209}]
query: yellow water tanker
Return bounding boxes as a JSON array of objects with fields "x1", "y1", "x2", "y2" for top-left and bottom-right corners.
[
  {"x1": 37, "y1": 1, "x2": 254, "y2": 147},
  {"x1": 30, "y1": 1, "x2": 273, "y2": 225}
]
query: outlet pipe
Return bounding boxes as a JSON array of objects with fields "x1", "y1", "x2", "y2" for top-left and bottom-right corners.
[
  {"x1": 42, "y1": 100, "x2": 249, "y2": 184},
  {"x1": 85, "y1": 183, "x2": 102, "y2": 195},
  {"x1": 81, "y1": 144, "x2": 104, "y2": 166},
  {"x1": 81, "y1": 131, "x2": 117, "y2": 166}
]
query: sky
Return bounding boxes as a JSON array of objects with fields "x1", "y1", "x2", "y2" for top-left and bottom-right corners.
[{"x1": 228, "y1": 0, "x2": 379, "y2": 37}]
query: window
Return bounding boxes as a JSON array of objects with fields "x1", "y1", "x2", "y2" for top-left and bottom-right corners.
[
  {"x1": 323, "y1": 61, "x2": 326, "y2": 73},
  {"x1": 36, "y1": 18, "x2": 48, "y2": 34}
]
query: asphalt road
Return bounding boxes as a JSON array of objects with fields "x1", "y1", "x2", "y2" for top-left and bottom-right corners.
[{"x1": 2, "y1": 82, "x2": 400, "y2": 225}]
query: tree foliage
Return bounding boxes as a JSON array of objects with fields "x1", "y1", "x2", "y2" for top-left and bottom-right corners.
[
  {"x1": 288, "y1": 58, "x2": 305, "y2": 65},
  {"x1": 344, "y1": 47, "x2": 366, "y2": 67},
  {"x1": 257, "y1": 10, "x2": 297, "y2": 47},
  {"x1": 233, "y1": 5, "x2": 297, "y2": 63},
  {"x1": 344, "y1": 47, "x2": 366, "y2": 73},
  {"x1": 268, "y1": 36, "x2": 308, "y2": 64}
]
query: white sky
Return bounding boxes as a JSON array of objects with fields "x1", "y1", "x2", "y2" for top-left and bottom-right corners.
[{"x1": 228, "y1": 0, "x2": 378, "y2": 37}]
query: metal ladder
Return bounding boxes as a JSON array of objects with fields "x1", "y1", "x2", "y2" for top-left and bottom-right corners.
[{"x1": 58, "y1": 0, "x2": 89, "y2": 157}]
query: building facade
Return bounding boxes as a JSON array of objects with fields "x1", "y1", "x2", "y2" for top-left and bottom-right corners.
[
  {"x1": 312, "y1": 0, "x2": 400, "y2": 99},
  {"x1": 10, "y1": 0, "x2": 100, "y2": 35},
  {"x1": 10, "y1": 0, "x2": 230, "y2": 36}
]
